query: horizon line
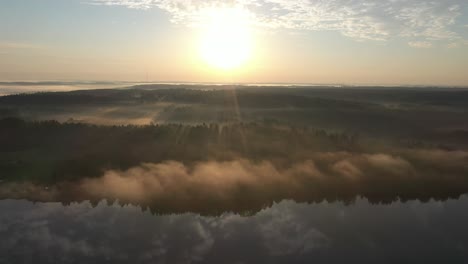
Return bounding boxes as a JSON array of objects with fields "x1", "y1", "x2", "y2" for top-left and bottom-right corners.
[{"x1": 1, "y1": 80, "x2": 468, "y2": 89}]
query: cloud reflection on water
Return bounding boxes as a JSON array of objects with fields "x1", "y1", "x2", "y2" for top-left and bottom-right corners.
[{"x1": 1, "y1": 197, "x2": 468, "y2": 263}]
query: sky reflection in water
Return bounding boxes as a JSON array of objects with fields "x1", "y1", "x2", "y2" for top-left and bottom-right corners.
[{"x1": 1, "y1": 197, "x2": 468, "y2": 264}]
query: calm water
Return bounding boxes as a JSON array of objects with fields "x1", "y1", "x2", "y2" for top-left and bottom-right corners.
[{"x1": 1, "y1": 197, "x2": 468, "y2": 264}]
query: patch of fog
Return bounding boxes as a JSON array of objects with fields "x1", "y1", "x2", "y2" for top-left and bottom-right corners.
[
  {"x1": 1, "y1": 150, "x2": 467, "y2": 211},
  {"x1": 0, "y1": 84, "x2": 132, "y2": 96},
  {"x1": 14, "y1": 103, "x2": 175, "y2": 125},
  {"x1": 76, "y1": 152, "x2": 420, "y2": 203}
]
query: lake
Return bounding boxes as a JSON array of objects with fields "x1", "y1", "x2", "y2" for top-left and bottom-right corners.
[{"x1": 1, "y1": 196, "x2": 468, "y2": 264}]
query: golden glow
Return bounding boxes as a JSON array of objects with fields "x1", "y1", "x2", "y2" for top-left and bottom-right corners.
[{"x1": 199, "y1": 7, "x2": 253, "y2": 71}]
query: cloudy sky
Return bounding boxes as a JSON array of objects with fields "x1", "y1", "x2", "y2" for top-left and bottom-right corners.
[{"x1": 1, "y1": 0, "x2": 468, "y2": 85}]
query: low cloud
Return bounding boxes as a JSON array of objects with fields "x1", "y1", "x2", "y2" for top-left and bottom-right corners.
[
  {"x1": 2, "y1": 150, "x2": 468, "y2": 213},
  {"x1": 74, "y1": 150, "x2": 468, "y2": 209}
]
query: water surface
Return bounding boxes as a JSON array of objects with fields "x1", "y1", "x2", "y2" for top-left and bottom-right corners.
[{"x1": 1, "y1": 197, "x2": 468, "y2": 264}]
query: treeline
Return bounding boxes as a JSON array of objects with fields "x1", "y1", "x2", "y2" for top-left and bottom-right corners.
[
  {"x1": 0, "y1": 117, "x2": 360, "y2": 182},
  {"x1": 2, "y1": 189, "x2": 466, "y2": 217},
  {"x1": 0, "y1": 88, "x2": 374, "y2": 109}
]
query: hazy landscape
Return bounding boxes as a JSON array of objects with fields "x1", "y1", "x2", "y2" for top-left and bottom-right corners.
[
  {"x1": 2, "y1": 0, "x2": 468, "y2": 262},
  {"x1": 2, "y1": 84, "x2": 468, "y2": 263},
  {"x1": 1, "y1": 84, "x2": 468, "y2": 214}
]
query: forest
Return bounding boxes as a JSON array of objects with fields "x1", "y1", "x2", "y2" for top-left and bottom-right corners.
[{"x1": 1, "y1": 86, "x2": 468, "y2": 214}]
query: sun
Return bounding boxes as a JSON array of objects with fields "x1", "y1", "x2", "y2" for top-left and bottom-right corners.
[{"x1": 199, "y1": 7, "x2": 253, "y2": 71}]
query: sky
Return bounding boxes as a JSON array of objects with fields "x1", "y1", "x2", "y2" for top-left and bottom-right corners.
[{"x1": 0, "y1": 0, "x2": 468, "y2": 86}]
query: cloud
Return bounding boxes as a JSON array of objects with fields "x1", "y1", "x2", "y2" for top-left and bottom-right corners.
[
  {"x1": 88, "y1": 0, "x2": 465, "y2": 43},
  {"x1": 445, "y1": 39, "x2": 468, "y2": 48},
  {"x1": 86, "y1": 0, "x2": 156, "y2": 9},
  {"x1": 408, "y1": 41, "x2": 433, "y2": 48},
  {"x1": 258, "y1": 204, "x2": 330, "y2": 256}
]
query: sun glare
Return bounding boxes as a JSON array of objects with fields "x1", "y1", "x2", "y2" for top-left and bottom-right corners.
[{"x1": 199, "y1": 7, "x2": 253, "y2": 71}]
